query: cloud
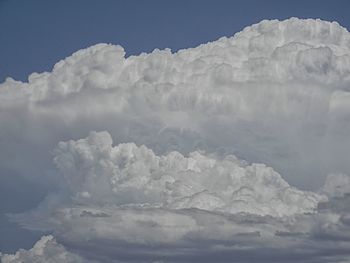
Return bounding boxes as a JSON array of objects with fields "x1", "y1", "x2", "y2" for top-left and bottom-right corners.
[
  {"x1": 10, "y1": 204, "x2": 350, "y2": 262},
  {"x1": 0, "y1": 235, "x2": 90, "y2": 263},
  {"x1": 1, "y1": 17, "x2": 350, "y2": 262},
  {"x1": 320, "y1": 173, "x2": 350, "y2": 197},
  {"x1": 1, "y1": 18, "x2": 350, "y2": 190},
  {"x1": 51, "y1": 131, "x2": 322, "y2": 217},
  {"x1": 9, "y1": 132, "x2": 350, "y2": 262}
]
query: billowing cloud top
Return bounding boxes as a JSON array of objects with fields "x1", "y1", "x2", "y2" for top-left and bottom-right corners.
[
  {"x1": 3, "y1": 18, "x2": 350, "y2": 100},
  {"x1": 1, "y1": 18, "x2": 350, "y2": 189},
  {"x1": 53, "y1": 131, "x2": 321, "y2": 217},
  {"x1": 1, "y1": 18, "x2": 350, "y2": 262},
  {"x1": 0, "y1": 236, "x2": 88, "y2": 263}
]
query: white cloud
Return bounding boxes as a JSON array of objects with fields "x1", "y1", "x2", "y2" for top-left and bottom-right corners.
[
  {"x1": 0, "y1": 235, "x2": 89, "y2": 263},
  {"x1": 10, "y1": 131, "x2": 350, "y2": 262},
  {"x1": 52, "y1": 131, "x2": 322, "y2": 217},
  {"x1": 1, "y1": 18, "x2": 350, "y2": 189},
  {"x1": 1, "y1": 17, "x2": 350, "y2": 262}
]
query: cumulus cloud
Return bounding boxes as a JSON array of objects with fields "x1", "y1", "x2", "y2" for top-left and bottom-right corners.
[
  {"x1": 52, "y1": 131, "x2": 322, "y2": 217},
  {"x1": 0, "y1": 235, "x2": 90, "y2": 263},
  {"x1": 10, "y1": 131, "x2": 350, "y2": 262},
  {"x1": 1, "y1": 18, "x2": 350, "y2": 189},
  {"x1": 1, "y1": 18, "x2": 350, "y2": 262}
]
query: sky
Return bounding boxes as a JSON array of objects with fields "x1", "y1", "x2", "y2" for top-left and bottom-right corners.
[
  {"x1": 1, "y1": 1, "x2": 350, "y2": 262},
  {"x1": 1, "y1": 0, "x2": 350, "y2": 83}
]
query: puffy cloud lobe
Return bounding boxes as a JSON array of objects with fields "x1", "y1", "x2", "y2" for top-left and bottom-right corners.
[
  {"x1": 53, "y1": 131, "x2": 322, "y2": 217},
  {"x1": 5, "y1": 18, "x2": 350, "y2": 99},
  {"x1": 0, "y1": 236, "x2": 89, "y2": 263}
]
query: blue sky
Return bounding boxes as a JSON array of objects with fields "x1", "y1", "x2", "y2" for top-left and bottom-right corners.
[{"x1": 1, "y1": 0, "x2": 350, "y2": 83}]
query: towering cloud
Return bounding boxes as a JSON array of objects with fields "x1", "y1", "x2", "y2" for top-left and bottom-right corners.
[
  {"x1": 52, "y1": 131, "x2": 321, "y2": 217},
  {"x1": 1, "y1": 17, "x2": 350, "y2": 188},
  {"x1": 1, "y1": 18, "x2": 350, "y2": 262}
]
